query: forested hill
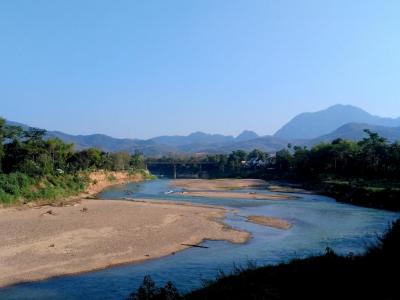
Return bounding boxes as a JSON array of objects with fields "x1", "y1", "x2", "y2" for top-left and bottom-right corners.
[
  {"x1": 5, "y1": 105, "x2": 400, "y2": 155},
  {"x1": 274, "y1": 104, "x2": 400, "y2": 140},
  {"x1": 307, "y1": 123, "x2": 400, "y2": 146}
]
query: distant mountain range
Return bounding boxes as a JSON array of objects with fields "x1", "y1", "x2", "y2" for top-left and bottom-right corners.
[
  {"x1": 274, "y1": 104, "x2": 400, "y2": 140},
  {"x1": 5, "y1": 104, "x2": 400, "y2": 156},
  {"x1": 307, "y1": 123, "x2": 400, "y2": 146},
  {"x1": 6, "y1": 121, "x2": 176, "y2": 156}
]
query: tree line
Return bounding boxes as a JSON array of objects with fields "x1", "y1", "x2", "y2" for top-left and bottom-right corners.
[
  {"x1": 0, "y1": 118, "x2": 145, "y2": 176},
  {"x1": 275, "y1": 130, "x2": 400, "y2": 181},
  {"x1": 147, "y1": 149, "x2": 270, "y2": 177},
  {"x1": 0, "y1": 117, "x2": 146, "y2": 204},
  {"x1": 149, "y1": 130, "x2": 400, "y2": 183}
]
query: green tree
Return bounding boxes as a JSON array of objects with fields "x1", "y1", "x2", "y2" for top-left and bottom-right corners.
[
  {"x1": 358, "y1": 129, "x2": 388, "y2": 176},
  {"x1": 47, "y1": 138, "x2": 74, "y2": 171},
  {"x1": 248, "y1": 149, "x2": 268, "y2": 162},
  {"x1": 0, "y1": 118, "x2": 5, "y2": 171},
  {"x1": 68, "y1": 148, "x2": 103, "y2": 171},
  {"x1": 110, "y1": 152, "x2": 132, "y2": 171},
  {"x1": 275, "y1": 149, "x2": 292, "y2": 171},
  {"x1": 130, "y1": 153, "x2": 146, "y2": 169}
]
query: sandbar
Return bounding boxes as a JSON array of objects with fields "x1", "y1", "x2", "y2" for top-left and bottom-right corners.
[
  {"x1": 247, "y1": 215, "x2": 292, "y2": 229},
  {"x1": 0, "y1": 199, "x2": 249, "y2": 288},
  {"x1": 171, "y1": 179, "x2": 268, "y2": 191}
]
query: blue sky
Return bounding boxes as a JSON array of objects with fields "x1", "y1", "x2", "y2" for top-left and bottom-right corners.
[{"x1": 1, "y1": 0, "x2": 399, "y2": 138}]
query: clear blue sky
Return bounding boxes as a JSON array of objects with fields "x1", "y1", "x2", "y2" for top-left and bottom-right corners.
[{"x1": 1, "y1": 0, "x2": 399, "y2": 139}]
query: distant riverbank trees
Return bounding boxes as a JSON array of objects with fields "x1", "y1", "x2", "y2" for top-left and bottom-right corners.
[
  {"x1": 147, "y1": 130, "x2": 400, "y2": 210},
  {"x1": 274, "y1": 130, "x2": 400, "y2": 181},
  {"x1": 0, "y1": 117, "x2": 146, "y2": 204},
  {"x1": 147, "y1": 149, "x2": 271, "y2": 178}
]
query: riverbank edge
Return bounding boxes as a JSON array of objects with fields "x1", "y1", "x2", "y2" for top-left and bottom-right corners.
[
  {"x1": 0, "y1": 198, "x2": 250, "y2": 289},
  {"x1": 183, "y1": 219, "x2": 400, "y2": 300},
  {"x1": 0, "y1": 169, "x2": 153, "y2": 209},
  {"x1": 265, "y1": 179, "x2": 400, "y2": 212}
]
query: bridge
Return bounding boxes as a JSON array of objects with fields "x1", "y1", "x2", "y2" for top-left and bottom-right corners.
[{"x1": 145, "y1": 161, "x2": 218, "y2": 179}]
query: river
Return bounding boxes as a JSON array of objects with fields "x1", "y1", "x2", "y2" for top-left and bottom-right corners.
[{"x1": 0, "y1": 179, "x2": 398, "y2": 300}]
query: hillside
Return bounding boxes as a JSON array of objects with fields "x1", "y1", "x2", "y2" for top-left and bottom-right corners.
[
  {"x1": 274, "y1": 104, "x2": 400, "y2": 140},
  {"x1": 6, "y1": 106, "x2": 400, "y2": 156},
  {"x1": 308, "y1": 123, "x2": 400, "y2": 146},
  {"x1": 5, "y1": 120, "x2": 269, "y2": 155},
  {"x1": 5, "y1": 120, "x2": 176, "y2": 156},
  {"x1": 150, "y1": 130, "x2": 259, "y2": 148},
  {"x1": 212, "y1": 136, "x2": 289, "y2": 153}
]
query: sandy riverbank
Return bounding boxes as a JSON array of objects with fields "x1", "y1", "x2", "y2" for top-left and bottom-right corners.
[
  {"x1": 171, "y1": 179, "x2": 296, "y2": 200},
  {"x1": 0, "y1": 199, "x2": 248, "y2": 288},
  {"x1": 247, "y1": 215, "x2": 293, "y2": 230},
  {"x1": 175, "y1": 191, "x2": 295, "y2": 200},
  {"x1": 266, "y1": 182, "x2": 311, "y2": 194},
  {"x1": 171, "y1": 179, "x2": 268, "y2": 191},
  {"x1": 83, "y1": 170, "x2": 152, "y2": 198}
]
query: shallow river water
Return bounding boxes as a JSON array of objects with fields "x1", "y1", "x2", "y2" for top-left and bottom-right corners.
[{"x1": 1, "y1": 179, "x2": 398, "y2": 300}]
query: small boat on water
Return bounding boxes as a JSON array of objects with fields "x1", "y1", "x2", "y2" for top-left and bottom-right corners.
[{"x1": 164, "y1": 190, "x2": 174, "y2": 194}]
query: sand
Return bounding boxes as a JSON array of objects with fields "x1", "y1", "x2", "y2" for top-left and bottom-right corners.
[
  {"x1": 84, "y1": 170, "x2": 150, "y2": 196},
  {"x1": 171, "y1": 179, "x2": 268, "y2": 191},
  {"x1": 266, "y1": 183, "x2": 311, "y2": 194},
  {"x1": 171, "y1": 179, "x2": 295, "y2": 200},
  {"x1": 175, "y1": 191, "x2": 294, "y2": 200},
  {"x1": 247, "y1": 215, "x2": 293, "y2": 230},
  {"x1": 0, "y1": 199, "x2": 249, "y2": 288}
]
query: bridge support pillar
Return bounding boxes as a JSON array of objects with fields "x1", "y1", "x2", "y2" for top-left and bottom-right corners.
[{"x1": 173, "y1": 164, "x2": 177, "y2": 179}]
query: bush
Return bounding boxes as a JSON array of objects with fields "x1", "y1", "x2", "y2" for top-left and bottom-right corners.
[
  {"x1": 127, "y1": 276, "x2": 181, "y2": 300},
  {"x1": 0, "y1": 173, "x2": 89, "y2": 205}
]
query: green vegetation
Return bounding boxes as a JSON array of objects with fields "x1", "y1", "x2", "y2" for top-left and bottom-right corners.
[
  {"x1": 0, "y1": 172, "x2": 89, "y2": 205},
  {"x1": 0, "y1": 117, "x2": 147, "y2": 205},
  {"x1": 128, "y1": 219, "x2": 400, "y2": 300},
  {"x1": 149, "y1": 130, "x2": 400, "y2": 210},
  {"x1": 274, "y1": 130, "x2": 400, "y2": 180},
  {"x1": 147, "y1": 149, "x2": 270, "y2": 178},
  {"x1": 271, "y1": 130, "x2": 400, "y2": 210}
]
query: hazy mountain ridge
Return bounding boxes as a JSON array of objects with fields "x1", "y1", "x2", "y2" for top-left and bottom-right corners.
[
  {"x1": 5, "y1": 105, "x2": 400, "y2": 156},
  {"x1": 151, "y1": 132, "x2": 235, "y2": 147},
  {"x1": 4, "y1": 120, "x2": 265, "y2": 155},
  {"x1": 274, "y1": 104, "x2": 400, "y2": 140},
  {"x1": 150, "y1": 130, "x2": 259, "y2": 147},
  {"x1": 307, "y1": 123, "x2": 400, "y2": 146}
]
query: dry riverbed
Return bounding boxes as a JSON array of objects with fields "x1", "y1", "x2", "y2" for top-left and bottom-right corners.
[
  {"x1": 175, "y1": 191, "x2": 294, "y2": 200},
  {"x1": 171, "y1": 179, "x2": 296, "y2": 200},
  {"x1": 247, "y1": 215, "x2": 293, "y2": 230},
  {"x1": 171, "y1": 179, "x2": 268, "y2": 191},
  {"x1": 0, "y1": 199, "x2": 249, "y2": 288}
]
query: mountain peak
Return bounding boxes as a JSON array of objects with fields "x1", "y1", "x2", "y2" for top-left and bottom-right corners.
[
  {"x1": 236, "y1": 130, "x2": 259, "y2": 141},
  {"x1": 327, "y1": 104, "x2": 358, "y2": 110},
  {"x1": 274, "y1": 104, "x2": 400, "y2": 140}
]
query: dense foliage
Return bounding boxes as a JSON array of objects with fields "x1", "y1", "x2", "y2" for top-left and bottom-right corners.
[
  {"x1": 128, "y1": 219, "x2": 400, "y2": 300},
  {"x1": 274, "y1": 130, "x2": 400, "y2": 180},
  {"x1": 0, "y1": 117, "x2": 146, "y2": 204},
  {"x1": 147, "y1": 149, "x2": 270, "y2": 178},
  {"x1": 149, "y1": 130, "x2": 400, "y2": 181},
  {"x1": 148, "y1": 130, "x2": 400, "y2": 210}
]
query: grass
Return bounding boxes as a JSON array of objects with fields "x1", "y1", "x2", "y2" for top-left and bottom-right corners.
[
  {"x1": 0, "y1": 168, "x2": 155, "y2": 206},
  {"x1": 0, "y1": 172, "x2": 89, "y2": 206}
]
